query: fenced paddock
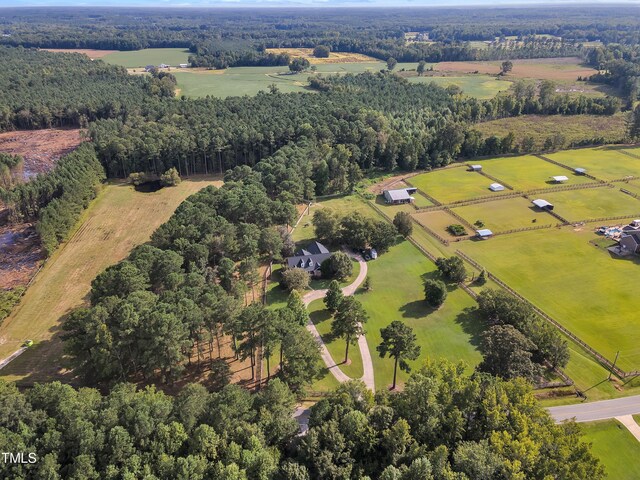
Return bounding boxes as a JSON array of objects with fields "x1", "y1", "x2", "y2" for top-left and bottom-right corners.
[{"x1": 546, "y1": 146, "x2": 640, "y2": 182}]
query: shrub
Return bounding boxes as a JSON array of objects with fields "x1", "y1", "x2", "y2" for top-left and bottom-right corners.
[
  {"x1": 321, "y1": 251, "x2": 353, "y2": 280},
  {"x1": 160, "y1": 167, "x2": 181, "y2": 187},
  {"x1": 281, "y1": 267, "x2": 310, "y2": 291},
  {"x1": 128, "y1": 172, "x2": 147, "y2": 186},
  {"x1": 393, "y1": 211, "x2": 413, "y2": 237},
  {"x1": 424, "y1": 279, "x2": 447, "y2": 307},
  {"x1": 447, "y1": 224, "x2": 467, "y2": 236}
]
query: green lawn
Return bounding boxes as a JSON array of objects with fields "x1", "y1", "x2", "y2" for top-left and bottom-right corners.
[
  {"x1": 547, "y1": 147, "x2": 640, "y2": 181},
  {"x1": 458, "y1": 227, "x2": 640, "y2": 371},
  {"x1": 355, "y1": 240, "x2": 483, "y2": 390},
  {"x1": 580, "y1": 420, "x2": 640, "y2": 480},
  {"x1": 409, "y1": 167, "x2": 507, "y2": 203},
  {"x1": 102, "y1": 48, "x2": 190, "y2": 68},
  {"x1": 543, "y1": 187, "x2": 640, "y2": 222},
  {"x1": 406, "y1": 75, "x2": 511, "y2": 99},
  {"x1": 453, "y1": 196, "x2": 554, "y2": 232},
  {"x1": 480, "y1": 155, "x2": 595, "y2": 191},
  {"x1": 308, "y1": 299, "x2": 364, "y2": 379}
]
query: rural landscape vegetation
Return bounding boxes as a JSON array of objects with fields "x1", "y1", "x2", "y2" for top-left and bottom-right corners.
[{"x1": 1, "y1": 4, "x2": 640, "y2": 479}]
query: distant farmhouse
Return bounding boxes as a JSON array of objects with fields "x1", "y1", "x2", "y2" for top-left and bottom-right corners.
[
  {"x1": 383, "y1": 187, "x2": 417, "y2": 205},
  {"x1": 286, "y1": 241, "x2": 331, "y2": 277},
  {"x1": 611, "y1": 220, "x2": 640, "y2": 256}
]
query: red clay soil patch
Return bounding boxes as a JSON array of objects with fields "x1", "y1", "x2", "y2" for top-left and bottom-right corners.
[
  {"x1": 41, "y1": 48, "x2": 118, "y2": 59},
  {"x1": 0, "y1": 223, "x2": 44, "y2": 290},
  {"x1": 0, "y1": 128, "x2": 84, "y2": 182},
  {"x1": 435, "y1": 57, "x2": 597, "y2": 81}
]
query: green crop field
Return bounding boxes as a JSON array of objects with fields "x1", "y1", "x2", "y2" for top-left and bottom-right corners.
[
  {"x1": 409, "y1": 166, "x2": 508, "y2": 203},
  {"x1": 543, "y1": 186, "x2": 640, "y2": 222},
  {"x1": 581, "y1": 420, "x2": 640, "y2": 480},
  {"x1": 453, "y1": 196, "x2": 554, "y2": 231},
  {"x1": 458, "y1": 227, "x2": 640, "y2": 371},
  {"x1": 480, "y1": 154, "x2": 596, "y2": 191},
  {"x1": 547, "y1": 146, "x2": 640, "y2": 181},
  {"x1": 102, "y1": 48, "x2": 190, "y2": 68},
  {"x1": 406, "y1": 75, "x2": 511, "y2": 99},
  {"x1": 355, "y1": 240, "x2": 483, "y2": 390}
]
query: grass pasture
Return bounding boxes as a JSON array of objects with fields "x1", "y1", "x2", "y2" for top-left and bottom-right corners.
[
  {"x1": 580, "y1": 420, "x2": 640, "y2": 480},
  {"x1": 475, "y1": 114, "x2": 627, "y2": 150},
  {"x1": 102, "y1": 48, "x2": 190, "y2": 68},
  {"x1": 543, "y1": 186, "x2": 640, "y2": 222},
  {"x1": 480, "y1": 154, "x2": 595, "y2": 191},
  {"x1": 435, "y1": 57, "x2": 597, "y2": 81},
  {"x1": 406, "y1": 75, "x2": 511, "y2": 99},
  {"x1": 265, "y1": 48, "x2": 378, "y2": 64},
  {"x1": 458, "y1": 227, "x2": 640, "y2": 371},
  {"x1": 356, "y1": 240, "x2": 483, "y2": 390},
  {"x1": 412, "y1": 210, "x2": 470, "y2": 239},
  {"x1": 0, "y1": 177, "x2": 222, "y2": 384},
  {"x1": 547, "y1": 146, "x2": 640, "y2": 181},
  {"x1": 452, "y1": 196, "x2": 554, "y2": 232},
  {"x1": 409, "y1": 166, "x2": 507, "y2": 203}
]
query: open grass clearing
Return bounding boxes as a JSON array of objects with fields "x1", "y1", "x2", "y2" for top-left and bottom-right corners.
[
  {"x1": 0, "y1": 177, "x2": 222, "y2": 384},
  {"x1": 102, "y1": 48, "x2": 190, "y2": 68},
  {"x1": 43, "y1": 48, "x2": 118, "y2": 59},
  {"x1": 412, "y1": 210, "x2": 471, "y2": 239},
  {"x1": 544, "y1": 187, "x2": 640, "y2": 222},
  {"x1": 308, "y1": 299, "x2": 364, "y2": 379},
  {"x1": 547, "y1": 146, "x2": 640, "y2": 181},
  {"x1": 620, "y1": 180, "x2": 640, "y2": 196},
  {"x1": 406, "y1": 74, "x2": 511, "y2": 99},
  {"x1": 453, "y1": 196, "x2": 554, "y2": 232},
  {"x1": 474, "y1": 114, "x2": 627, "y2": 151},
  {"x1": 355, "y1": 240, "x2": 483, "y2": 390},
  {"x1": 409, "y1": 167, "x2": 508, "y2": 203},
  {"x1": 265, "y1": 48, "x2": 378, "y2": 64},
  {"x1": 458, "y1": 227, "x2": 640, "y2": 371},
  {"x1": 580, "y1": 420, "x2": 640, "y2": 480},
  {"x1": 435, "y1": 57, "x2": 597, "y2": 81},
  {"x1": 480, "y1": 154, "x2": 596, "y2": 191}
]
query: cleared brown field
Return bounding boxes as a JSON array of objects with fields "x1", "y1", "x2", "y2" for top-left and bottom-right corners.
[
  {"x1": 0, "y1": 128, "x2": 84, "y2": 181},
  {"x1": 475, "y1": 114, "x2": 627, "y2": 149},
  {"x1": 0, "y1": 176, "x2": 222, "y2": 385},
  {"x1": 435, "y1": 57, "x2": 597, "y2": 80},
  {"x1": 265, "y1": 47, "x2": 378, "y2": 64},
  {"x1": 42, "y1": 48, "x2": 117, "y2": 59}
]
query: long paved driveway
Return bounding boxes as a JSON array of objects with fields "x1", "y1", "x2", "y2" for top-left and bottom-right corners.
[
  {"x1": 303, "y1": 251, "x2": 375, "y2": 391},
  {"x1": 548, "y1": 395, "x2": 640, "y2": 423}
]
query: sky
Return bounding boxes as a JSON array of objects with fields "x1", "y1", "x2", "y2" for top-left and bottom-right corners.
[{"x1": 1, "y1": 0, "x2": 639, "y2": 7}]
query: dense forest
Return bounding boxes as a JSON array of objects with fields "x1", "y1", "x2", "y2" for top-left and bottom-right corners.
[{"x1": 0, "y1": 362, "x2": 605, "y2": 479}]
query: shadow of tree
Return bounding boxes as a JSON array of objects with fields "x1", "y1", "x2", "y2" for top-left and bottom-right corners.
[{"x1": 453, "y1": 306, "x2": 485, "y2": 349}]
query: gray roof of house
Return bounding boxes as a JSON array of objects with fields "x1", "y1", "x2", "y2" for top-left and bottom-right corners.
[
  {"x1": 287, "y1": 241, "x2": 331, "y2": 273},
  {"x1": 295, "y1": 241, "x2": 329, "y2": 256}
]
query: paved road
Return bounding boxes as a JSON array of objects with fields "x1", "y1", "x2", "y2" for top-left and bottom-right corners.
[
  {"x1": 548, "y1": 395, "x2": 640, "y2": 423},
  {"x1": 303, "y1": 250, "x2": 375, "y2": 391},
  {"x1": 0, "y1": 346, "x2": 27, "y2": 370}
]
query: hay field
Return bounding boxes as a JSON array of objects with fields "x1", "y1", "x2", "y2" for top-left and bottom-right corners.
[
  {"x1": 452, "y1": 196, "x2": 553, "y2": 232},
  {"x1": 406, "y1": 75, "x2": 511, "y2": 99},
  {"x1": 409, "y1": 167, "x2": 509, "y2": 203},
  {"x1": 265, "y1": 48, "x2": 379, "y2": 64},
  {"x1": 0, "y1": 176, "x2": 221, "y2": 384},
  {"x1": 43, "y1": 48, "x2": 117, "y2": 59},
  {"x1": 102, "y1": 48, "x2": 190, "y2": 68},
  {"x1": 546, "y1": 146, "x2": 640, "y2": 181},
  {"x1": 435, "y1": 57, "x2": 597, "y2": 80},
  {"x1": 543, "y1": 187, "x2": 640, "y2": 222}
]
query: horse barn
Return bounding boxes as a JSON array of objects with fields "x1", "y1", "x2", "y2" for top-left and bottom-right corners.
[
  {"x1": 383, "y1": 187, "x2": 418, "y2": 204},
  {"x1": 532, "y1": 199, "x2": 554, "y2": 210}
]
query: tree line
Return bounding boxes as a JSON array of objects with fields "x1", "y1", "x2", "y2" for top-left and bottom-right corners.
[{"x1": 0, "y1": 360, "x2": 605, "y2": 479}]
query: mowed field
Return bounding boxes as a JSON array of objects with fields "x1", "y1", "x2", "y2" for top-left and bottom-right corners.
[
  {"x1": 479, "y1": 155, "x2": 595, "y2": 191},
  {"x1": 543, "y1": 186, "x2": 640, "y2": 222},
  {"x1": 265, "y1": 48, "x2": 378, "y2": 64},
  {"x1": 475, "y1": 114, "x2": 627, "y2": 150},
  {"x1": 458, "y1": 227, "x2": 640, "y2": 370},
  {"x1": 0, "y1": 176, "x2": 221, "y2": 384},
  {"x1": 435, "y1": 57, "x2": 597, "y2": 80},
  {"x1": 406, "y1": 75, "x2": 511, "y2": 99},
  {"x1": 409, "y1": 166, "x2": 509, "y2": 203},
  {"x1": 43, "y1": 48, "x2": 117, "y2": 59},
  {"x1": 102, "y1": 48, "x2": 191, "y2": 68},
  {"x1": 581, "y1": 420, "x2": 640, "y2": 480},
  {"x1": 546, "y1": 146, "x2": 640, "y2": 181},
  {"x1": 452, "y1": 196, "x2": 554, "y2": 231}
]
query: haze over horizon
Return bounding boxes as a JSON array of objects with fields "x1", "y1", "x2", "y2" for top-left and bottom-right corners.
[{"x1": 1, "y1": 0, "x2": 639, "y2": 8}]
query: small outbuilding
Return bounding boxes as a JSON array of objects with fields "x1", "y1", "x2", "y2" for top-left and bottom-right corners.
[
  {"x1": 532, "y1": 199, "x2": 554, "y2": 211},
  {"x1": 469, "y1": 165, "x2": 482, "y2": 172},
  {"x1": 574, "y1": 168, "x2": 587, "y2": 175},
  {"x1": 383, "y1": 187, "x2": 418, "y2": 205},
  {"x1": 476, "y1": 229, "x2": 493, "y2": 239},
  {"x1": 489, "y1": 183, "x2": 505, "y2": 192},
  {"x1": 551, "y1": 175, "x2": 569, "y2": 183},
  {"x1": 179, "y1": 63, "x2": 189, "y2": 68}
]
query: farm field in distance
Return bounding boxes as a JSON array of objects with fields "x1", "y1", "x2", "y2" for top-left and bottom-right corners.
[
  {"x1": 475, "y1": 114, "x2": 627, "y2": 150},
  {"x1": 265, "y1": 47, "x2": 378, "y2": 64},
  {"x1": 102, "y1": 48, "x2": 191, "y2": 68},
  {"x1": 547, "y1": 146, "x2": 640, "y2": 181},
  {"x1": 0, "y1": 176, "x2": 222, "y2": 384},
  {"x1": 405, "y1": 74, "x2": 511, "y2": 99}
]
